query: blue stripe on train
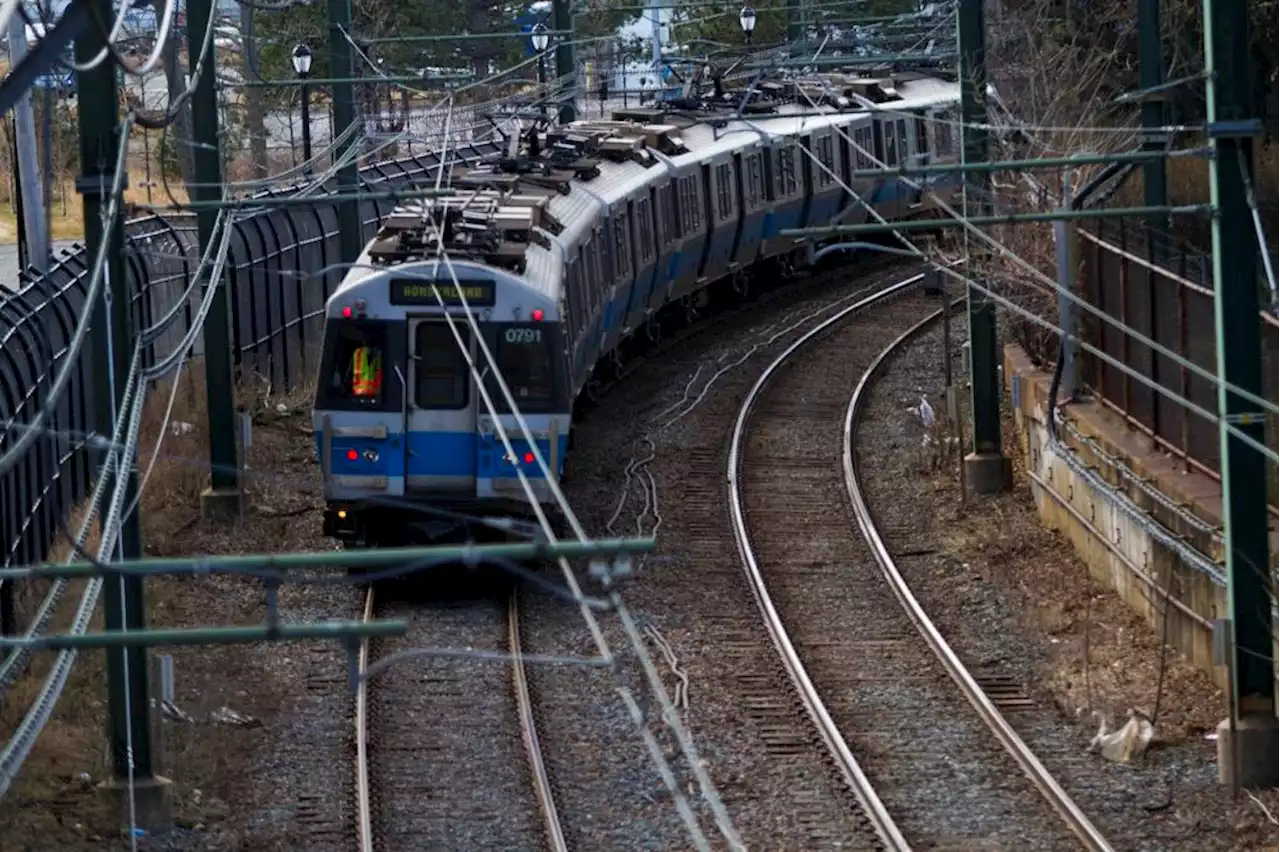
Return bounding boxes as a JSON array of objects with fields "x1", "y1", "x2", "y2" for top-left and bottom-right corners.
[{"x1": 316, "y1": 430, "x2": 570, "y2": 479}]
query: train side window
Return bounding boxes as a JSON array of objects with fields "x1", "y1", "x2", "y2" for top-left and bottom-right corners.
[
  {"x1": 816, "y1": 135, "x2": 835, "y2": 188},
  {"x1": 935, "y1": 112, "x2": 954, "y2": 156},
  {"x1": 852, "y1": 126, "x2": 868, "y2": 169},
  {"x1": 491, "y1": 324, "x2": 554, "y2": 411},
  {"x1": 321, "y1": 320, "x2": 388, "y2": 409},
  {"x1": 613, "y1": 211, "x2": 631, "y2": 278},
  {"x1": 715, "y1": 162, "x2": 734, "y2": 220},
  {"x1": 916, "y1": 116, "x2": 930, "y2": 156},
  {"x1": 413, "y1": 322, "x2": 470, "y2": 409},
  {"x1": 637, "y1": 197, "x2": 654, "y2": 263},
  {"x1": 659, "y1": 183, "x2": 677, "y2": 243},
  {"x1": 896, "y1": 120, "x2": 909, "y2": 163},
  {"x1": 745, "y1": 152, "x2": 761, "y2": 208},
  {"x1": 598, "y1": 223, "x2": 614, "y2": 286},
  {"x1": 696, "y1": 175, "x2": 706, "y2": 228},
  {"x1": 776, "y1": 145, "x2": 797, "y2": 198},
  {"x1": 882, "y1": 122, "x2": 897, "y2": 167}
]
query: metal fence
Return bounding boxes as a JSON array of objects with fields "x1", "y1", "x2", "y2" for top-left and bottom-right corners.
[
  {"x1": 1074, "y1": 217, "x2": 1279, "y2": 482},
  {"x1": 0, "y1": 141, "x2": 504, "y2": 580}
]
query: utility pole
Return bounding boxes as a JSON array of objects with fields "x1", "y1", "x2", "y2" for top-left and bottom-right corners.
[
  {"x1": 7, "y1": 13, "x2": 50, "y2": 273},
  {"x1": 1138, "y1": 0, "x2": 1169, "y2": 259},
  {"x1": 1202, "y1": 0, "x2": 1278, "y2": 790},
  {"x1": 239, "y1": 0, "x2": 269, "y2": 180},
  {"x1": 648, "y1": 0, "x2": 661, "y2": 72},
  {"x1": 552, "y1": 0, "x2": 576, "y2": 124},
  {"x1": 74, "y1": 0, "x2": 170, "y2": 829},
  {"x1": 956, "y1": 0, "x2": 1009, "y2": 494},
  {"x1": 188, "y1": 0, "x2": 242, "y2": 519},
  {"x1": 328, "y1": 0, "x2": 364, "y2": 263},
  {"x1": 786, "y1": 0, "x2": 802, "y2": 50}
]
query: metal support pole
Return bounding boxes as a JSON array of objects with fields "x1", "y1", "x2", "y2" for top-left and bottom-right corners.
[
  {"x1": 537, "y1": 54, "x2": 547, "y2": 117},
  {"x1": 1054, "y1": 175, "x2": 1077, "y2": 400},
  {"x1": 1138, "y1": 0, "x2": 1169, "y2": 258},
  {"x1": 300, "y1": 78, "x2": 313, "y2": 174},
  {"x1": 328, "y1": 0, "x2": 364, "y2": 263},
  {"x1": 74, "y1": 1, "x2": 164, "y2": 819},
  {"x1": 1202, "y1": 0, "x2": 1278, "y2": 789},
  {"x1": 188, "y1": 0, "x2": 242, "y2": 518},
  {"x1": 8, "y1": 14, "x2": 50, "y2": 273},
  {"x1": 957, "y1": 0, "x2": 1008, "y2": 494},
  {"x1": 787, "y1": 0, "x2": 802, "y2": 50},
  {"x1": 553, "y1": 0, "x2": 576, "y2": 124}
]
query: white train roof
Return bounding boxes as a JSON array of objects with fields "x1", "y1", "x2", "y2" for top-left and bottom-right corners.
[{"x1": 329, "y1": 71, "x2": 960, "y2": 308}]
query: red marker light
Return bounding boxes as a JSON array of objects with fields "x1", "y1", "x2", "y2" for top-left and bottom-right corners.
[
  {"x1": 346, "y1": 449, "x2": 359, "y2": 461},
  {"x1": 341, "y1": 305, "x2": 353, "y2": 318},
  {"x1": 523, "y1": 452, "x2": 535, "y2": 464},
  {"x1": 531, "y1": 308, "x2": 544, "y2": 322}
]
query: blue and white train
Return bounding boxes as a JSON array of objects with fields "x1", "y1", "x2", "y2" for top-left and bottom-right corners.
[{"x1": 313, "y1": 70, "x2": 961, "y2": 548}]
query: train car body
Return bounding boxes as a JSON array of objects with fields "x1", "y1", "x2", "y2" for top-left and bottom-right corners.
[{"x1": 314, "y1": 70, "x2": 961, "y2": 549}]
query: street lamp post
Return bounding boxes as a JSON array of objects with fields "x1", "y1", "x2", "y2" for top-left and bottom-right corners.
[
  {"x1": 292, "y1": 42, "x2": 313, "y2": 173},
  {"x1": 531, "y1": 23, "x2": 550, "y2": 117},
  {"x1": 739, "y1": 6, "x2": 757, "y2": 44}
]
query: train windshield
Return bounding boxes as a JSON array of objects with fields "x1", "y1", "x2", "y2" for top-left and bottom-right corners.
[
  {"x1": 319, "y1": 320, "x2": 388, "y2": 409},
  {"x1": 489, "y1": 324, "x2": 554, "y2": 412}
]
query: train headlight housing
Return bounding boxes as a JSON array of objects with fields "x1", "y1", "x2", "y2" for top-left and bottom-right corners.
[{"x1": 363, "y1": 449, "x2": 379, "y2": 462}]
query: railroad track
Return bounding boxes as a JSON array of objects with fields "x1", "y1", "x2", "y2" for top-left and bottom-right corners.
[
  {"x1": 726, "y1": 277, "x2": 1115, "y2": 850},
  {"x1": 354, "y1": 582, "x2": 566, "y2": 852}
]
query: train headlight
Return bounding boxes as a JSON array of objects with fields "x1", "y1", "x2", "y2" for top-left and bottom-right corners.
[{"x1": 363, "y1": 449, "x2": 379, "y2": 462}]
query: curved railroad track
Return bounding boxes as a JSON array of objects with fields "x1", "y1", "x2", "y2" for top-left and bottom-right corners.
[
  {"x1": 727, "y1": 278, "x2": 1115, "y2": 850},
  {"x1": 354, "y1": 582, "x2": 566, "y2": 852}
]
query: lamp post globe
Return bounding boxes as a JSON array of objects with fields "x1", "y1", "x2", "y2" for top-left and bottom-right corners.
[
  {"x1": 739, "y1": 6, "x2": 756, "y2": 43},
  {"x1": 531, "y1": 23, "x2": 550, "y2": 53},
  {"x1": 291, "y1": 42, "x2": 312, "y2": 77}
]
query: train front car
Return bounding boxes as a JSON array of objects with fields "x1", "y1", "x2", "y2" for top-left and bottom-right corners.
[{"x1": 314, "y1": 236, "x2": 569, "y2": 549}]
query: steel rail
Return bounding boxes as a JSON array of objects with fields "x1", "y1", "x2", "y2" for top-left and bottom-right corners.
[
  {"x1": 355, "y1": 585, "x2": 375, "y2": 852},
  {"x1": 508, "y1": 587, "x2": 569, "y2": 852},
  {"x1": 842, "y1": 304, "x2": 1117, "y2": 852},
  {"x1": 726, "y1": 272, "x2": 925, "y2": 852}
]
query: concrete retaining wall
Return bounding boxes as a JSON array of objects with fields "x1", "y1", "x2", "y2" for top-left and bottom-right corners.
[{"x1": 1003, "y1": 344, "x2": 1278, "y2": 692}]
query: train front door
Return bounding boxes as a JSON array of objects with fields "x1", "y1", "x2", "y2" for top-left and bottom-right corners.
[{"x1": 405, "y1": 318, "x2": 478, "y2": 501}]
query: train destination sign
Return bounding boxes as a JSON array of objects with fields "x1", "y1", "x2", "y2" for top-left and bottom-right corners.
[{"x1": 389, "y1": 278, "x2": 497, "y2": 307}]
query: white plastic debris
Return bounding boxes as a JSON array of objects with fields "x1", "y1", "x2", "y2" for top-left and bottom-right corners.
[
  {"x1": 1088, "y1": 709, "x2": 1155, "y2": 763},
  {"x1": 210, "y1": 706, "x2": 261, "y2": 728},
  {"x1": 169, "y1": 420, "x2": 195, "y2": 437}
]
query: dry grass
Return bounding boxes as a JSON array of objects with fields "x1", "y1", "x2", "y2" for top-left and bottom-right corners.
[
  {"x1": 0, "y1": 367, "x2": 328, "y2": 850},
  {"x1": 0, "y1": 163, "x2": 192, "y2": 246}
]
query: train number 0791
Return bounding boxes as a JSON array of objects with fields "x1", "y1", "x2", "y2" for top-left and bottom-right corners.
[{"x1": 504, "y1": 328, "x2": 543, "y2": 344}]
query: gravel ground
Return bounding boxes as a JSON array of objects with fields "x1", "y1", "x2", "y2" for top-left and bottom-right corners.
[
  {"x1": 525, "y1": 262, "x2": 925, "y2": 851},
  {"x1": 364, "y1": 583, "x2": 545, "y2": 851},
  {"x1": 0, "y1": 387, "x2": 364, "y2": 852},
  {"x1": 741, "y1": 292, "x2": 1081, "y2": 850},
  {"x1": 854, "y1": 316, "x2": 1279, "y2": 852}
]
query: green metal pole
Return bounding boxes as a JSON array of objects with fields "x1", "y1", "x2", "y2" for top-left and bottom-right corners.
[
  {"x1": 6, "y1": 620, "x2": 409, "y2": 650},
  {"x1": 553, "y1": 0, "x2": 576, "y2": 124},
  {"x1": 187, "y1": 0, "x2": 241, "y2": 515},
  {"x1": 329, "y1": 0, "x2": 365, "y2": 263},
  {"x1": 5, "y1": 536, "x2": 657, "y2": 581},
  {"x1": 74, "y1": 3, "x2": 155, "y2": 789},
  {"x1": 1202, "y1": 0, "x2": 1278, "y2": 788},
  {"x1": 1138, "y1": 0, "x2": 1169, "y2": 256},
  {"x1": 779, "y1": 204, "x2": 1211, "y2": 236},
  {"x1": 957, "y1": 0, "x2": 1007, "y2": 493}
]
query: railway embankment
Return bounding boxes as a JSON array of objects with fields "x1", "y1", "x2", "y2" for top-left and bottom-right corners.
[{"x1": 1002, "y1": 343, "x2": 1279, "y2": 694}]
